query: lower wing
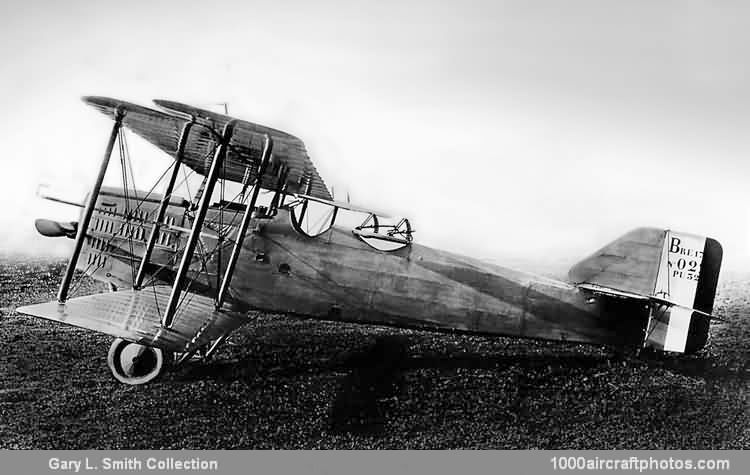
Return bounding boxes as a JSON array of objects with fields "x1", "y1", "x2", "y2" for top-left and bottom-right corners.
[{"x1": 16, "y1": 286, "x2": 249, "y2": 354}]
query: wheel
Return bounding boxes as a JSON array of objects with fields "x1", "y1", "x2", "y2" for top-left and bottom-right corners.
[{"x1": 107, "y1": 338, "x2": 168, "y2": 385}]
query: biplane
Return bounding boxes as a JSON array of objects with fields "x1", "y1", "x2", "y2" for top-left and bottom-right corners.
[{"x1": 16, "y1": 96, "x2": 723, "y2": 385}]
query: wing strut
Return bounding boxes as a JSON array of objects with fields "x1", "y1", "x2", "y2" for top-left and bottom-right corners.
[
  {"x1": 58, "y1": 107, "x2": 125, "y2": 302},
  {"x1": 134, "y1": 119, "x2": 195, "y2": 289},
  {"x1": 162, "y1": 119, "x2": 237, "y2": 328},
  {"x1": 216, "y1": 135, "x2": 273, "y2": 307},
  {"x1": 297, "y1": 179, "x2": 314, "y2": 222},
  {"x1": 268, "y1": 165, "x2": 288, "y2": 214}
]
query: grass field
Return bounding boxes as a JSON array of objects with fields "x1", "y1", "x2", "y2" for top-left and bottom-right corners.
[{"x1": 0, "y1": 255, "x2": 747, "y2": 449}]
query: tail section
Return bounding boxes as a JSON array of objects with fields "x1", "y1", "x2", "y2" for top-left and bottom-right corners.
[
  {"x1": 646, "y1": 231, "x2": 722, "y2": 353},
  {"x1": 569, "y1": 228, "x2": 723, "y2": 354}
]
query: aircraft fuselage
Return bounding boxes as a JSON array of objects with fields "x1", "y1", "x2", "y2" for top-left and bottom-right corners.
[{"x1": 80, "y1": 189, "x2": 649, "y2": 351}]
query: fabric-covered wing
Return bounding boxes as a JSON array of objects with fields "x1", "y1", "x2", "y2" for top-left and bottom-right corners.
[
  {"x1": 83, "y1": 96, "x2": 332, "y2": 201},
  {"x1": 16, "y1": 286, "x2": 249, "y2": 353}
]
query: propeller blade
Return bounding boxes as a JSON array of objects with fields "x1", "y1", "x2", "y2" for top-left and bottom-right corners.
[{"x1": 35, "y1": 219, "x2": 77, "y2": 238}]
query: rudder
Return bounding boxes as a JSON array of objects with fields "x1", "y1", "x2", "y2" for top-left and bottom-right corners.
[{"x1": 646, "y1": 232, "x2": 723, "y2": 353}]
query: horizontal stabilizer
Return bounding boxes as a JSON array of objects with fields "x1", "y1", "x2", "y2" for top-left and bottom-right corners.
[
  {"x1": 650, "y1": 297, "x2": 725, "y2": 323},
  {"x1": 576, "y1": 283, "x2": 650, "y2": 301},
  {"x1": 17, "y1": 287, "x2": 249, "y2": 353}
]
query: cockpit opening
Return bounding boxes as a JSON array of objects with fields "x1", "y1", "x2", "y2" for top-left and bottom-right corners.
[
  {"x1": 352, "y1": 214, "x2": 413, "y2": 251},
  {"x1": 287, "y1": 194, "x2": 413, "y2": 251}
]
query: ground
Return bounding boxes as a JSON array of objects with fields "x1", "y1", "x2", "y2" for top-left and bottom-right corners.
[{"x1": 0, "y1": 255, "x2": 747, "y2": 449}]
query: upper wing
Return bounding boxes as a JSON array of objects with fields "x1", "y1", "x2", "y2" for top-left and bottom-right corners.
[
  {"x1": 82, "y1": 96, "x2": 332, "y2": 201},
  {"x1": 16, "y1": 286, "x2": 249, "y2": 354}
]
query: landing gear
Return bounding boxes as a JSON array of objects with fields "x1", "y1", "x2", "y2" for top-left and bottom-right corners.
[{"x1": 107, "y1": 338, "x2": 169, "y2": 385}]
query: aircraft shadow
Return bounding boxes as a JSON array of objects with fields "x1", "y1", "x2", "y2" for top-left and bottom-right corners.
[
  {"x1": 175, "y1": 335, "x2": 611, "y2": 434},
  {"x1": 634, "y1": 349, "x2": 749, "y2": 382},
  {"x1": 174, "y1": 334, "x2": 747, "y2": 436},
  {"x1": 325, "y1": 336, "x2": 613, "y2": 434}
]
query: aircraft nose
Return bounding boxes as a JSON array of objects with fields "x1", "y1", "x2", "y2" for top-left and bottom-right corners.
[{"x1": 34, "y1": 219, "x2": 78, "y2": 239}]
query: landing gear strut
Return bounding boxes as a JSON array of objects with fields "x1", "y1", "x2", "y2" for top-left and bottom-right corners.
[{"x1": 107, "y1": 338, "x2": 169, "y2": 385}]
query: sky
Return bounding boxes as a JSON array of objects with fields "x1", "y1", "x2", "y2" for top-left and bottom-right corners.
[{"x1": 0, "y1": 0, "x2": 748, "y2": 274}]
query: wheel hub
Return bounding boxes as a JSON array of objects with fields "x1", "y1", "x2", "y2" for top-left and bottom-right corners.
[{"x1": 107, "y1": 338, "x2": 167, "y2": 385}]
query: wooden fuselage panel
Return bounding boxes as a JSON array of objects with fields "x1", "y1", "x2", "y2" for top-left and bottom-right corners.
[
  {"x1": 81, "y1": 202, "x2": 648, "y2": 349},
  {"x1": 229, "y1": 210, "x2": 647, "y2": 347}
]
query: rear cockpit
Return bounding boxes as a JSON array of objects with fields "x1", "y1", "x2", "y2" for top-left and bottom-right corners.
[
  {"x1": 352, "y1": 214, "x2": 413, "y2": 251},
  {"x1": 286, "y1": 194, "x2": 413, "y2": 251}
]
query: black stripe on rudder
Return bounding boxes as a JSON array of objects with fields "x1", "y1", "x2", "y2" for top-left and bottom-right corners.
[
  {"x1": 684, "y1": 238, "x2": 722, "y2": 353},
  {"x1": 693, "y1": 238, "x2": 722, "y2": 313},
  {"x1": 685, "y1": 310, "x2": 708, "y2": 354}
]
